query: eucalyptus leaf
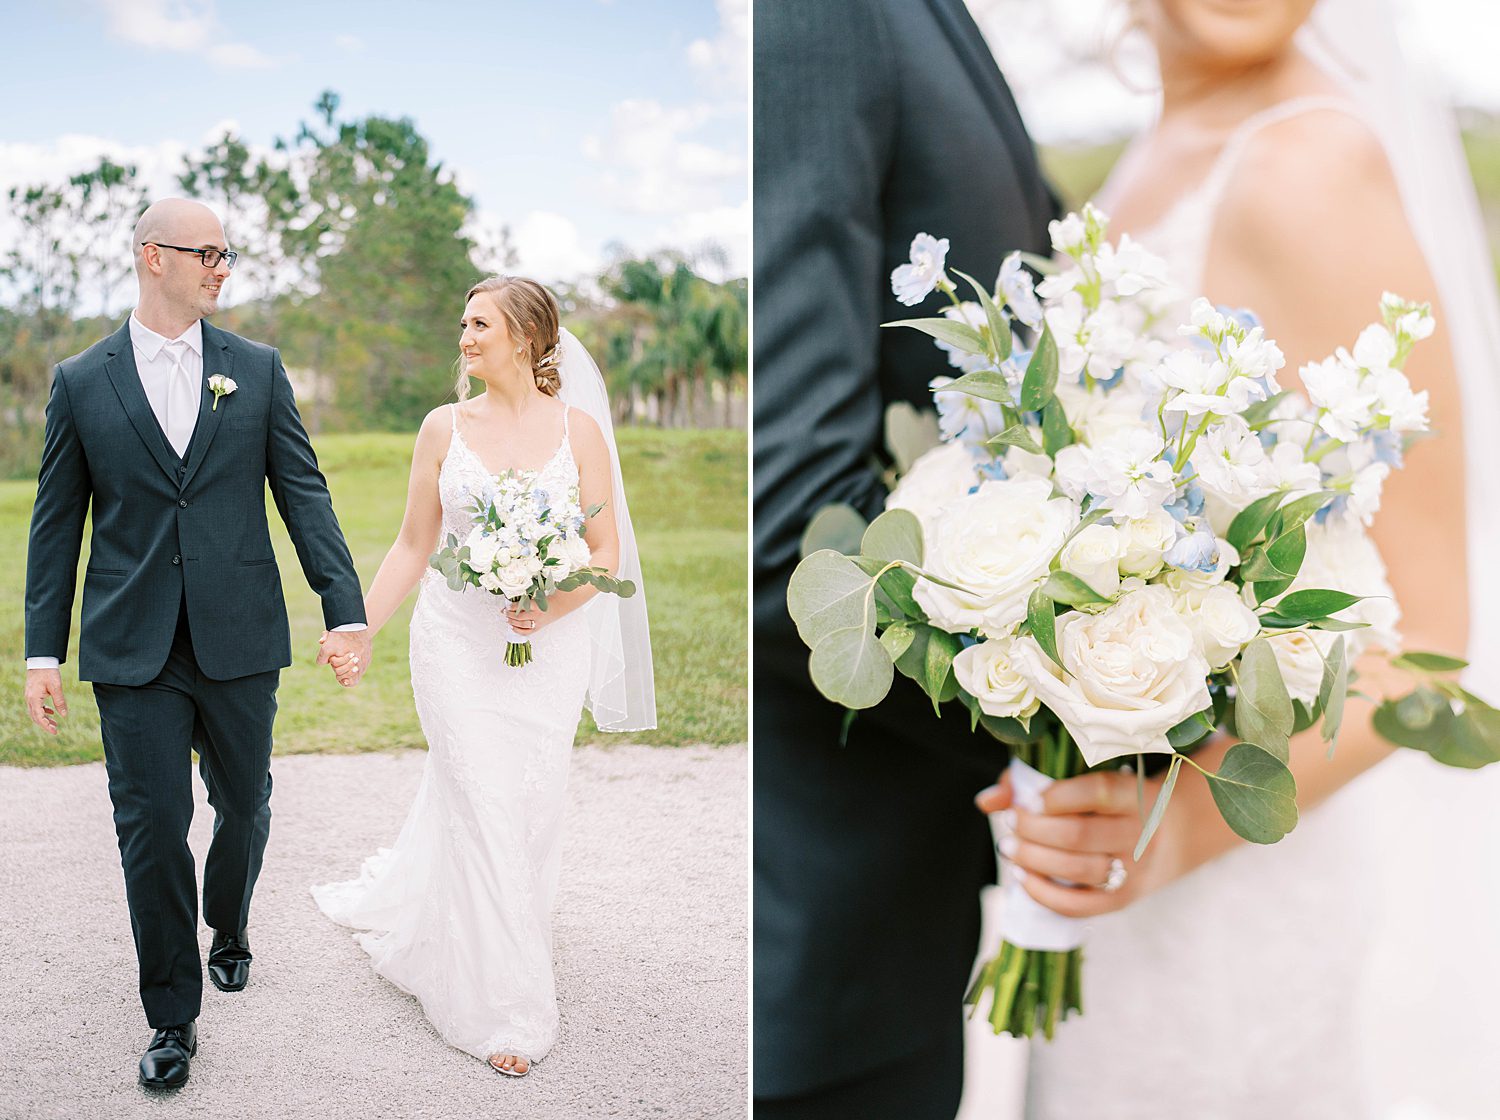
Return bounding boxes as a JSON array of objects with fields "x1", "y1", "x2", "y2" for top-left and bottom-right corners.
[
  {"x1": 885, "y1": 401, "x2": 942, "y2": 475},
  {"x1": 1372, "y1": 693, "x2": 1454, "y2": 751},
  {"x1": 800, "y1": 503, "x2": 869, "y2": 558},
  {"x1": 1020, "y1": 322, "x2": 1059, "y2": 411},
  {"x1": 1134, "y1": 755, "x2": 1183, "y2": 860},
  {"x1": 885, "y1": 317, "x2": 987, "y2": 354},
  {"x1": 862, "y1": 508, "x2": 924, "y2": 567},
  {"x1": 809, "y1": 622, "x2": 895, "y2": 710},
  {"x1": 1391, "y1": 651, "x2": 1471, "y2": 674},
  {"x1": 1444, "y1": 706, "x2": 1500, "y2": 769},
  {"x1": 787, "y1": 549, "x2": 876, "y2": 650},
  {"x1": 1205, "y1": 744, "x2": 1299, "y2": 845},
  {"x1": 1233, "y1": 638, "x2": 1294, "y2": 763},
  {"x1": 1320, "y1": 635, "x2": 1349, "y2": 748}
]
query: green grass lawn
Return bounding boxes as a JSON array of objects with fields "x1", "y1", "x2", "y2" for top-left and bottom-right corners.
[{"x1": 1, "y1": 427, "x2": 746, "y2": 766}]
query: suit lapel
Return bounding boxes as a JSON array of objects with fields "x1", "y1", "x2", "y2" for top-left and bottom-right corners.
[
  {"x1": 102, "y1": 321, "x2": 181, "y2": 486},
  {"x1": 180, "y1": 321, "x2": 232, "y2": 491},
  {"x1": 927, "y1": 0, "x2": 1047, "y2": 224}
]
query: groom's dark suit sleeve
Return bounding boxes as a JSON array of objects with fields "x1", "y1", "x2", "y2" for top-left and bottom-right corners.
[
  {"x1": 752, "y1": 1, "x2": 895, "y2": 635},
  {"x1": 24, "y1": 365, "x2": 91, "y2": 661},
  {"x1": 265, "y1": 350, "x2": 365, "y2": 630}
]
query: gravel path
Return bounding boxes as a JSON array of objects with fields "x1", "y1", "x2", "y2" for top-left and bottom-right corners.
[{"x1": 0, "y1": 744, "x2": 747, "y2": 1119}]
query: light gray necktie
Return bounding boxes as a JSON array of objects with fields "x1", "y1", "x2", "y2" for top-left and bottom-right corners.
[{"x1": 163, "y1": 340, "x2": 197, "y2": 458}]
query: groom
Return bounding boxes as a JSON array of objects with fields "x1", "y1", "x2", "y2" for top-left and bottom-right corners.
[
  {"x1": 754, "y1": 2, "x2": 1056, "y2": 1117},
  {"x1": 22, "y1": 198, "x2": 370, "y2": 1088}
]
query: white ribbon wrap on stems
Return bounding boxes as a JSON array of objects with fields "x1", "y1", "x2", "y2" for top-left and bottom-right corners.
[{"x1": 993, "y1": 756, "x2": 1090, "y2": 952}]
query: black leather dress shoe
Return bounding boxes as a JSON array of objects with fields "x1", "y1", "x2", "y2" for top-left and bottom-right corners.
[
  {"x1": 138, "y1": 1022, "x2": 196, "y2": 1089},
  {"x1": 208, "y1": 929, "x2": 252, "y2": 992}
]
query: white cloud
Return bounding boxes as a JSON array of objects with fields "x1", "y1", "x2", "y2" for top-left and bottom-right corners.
[
  {"x1": 583, "y1": 99, "x2": 744, "y2": 216},
  {"x1": 651, "y1": 199, "x2": 749, "y2": 281},
  {"x1": 99, "y1": 0, "x2": 277, "y2": 69},
  {"x1": 512, "y1": 211, "x2": 602, "y2": 283},
  {"x1": 688, "y1": 0, "x2": 749, "y2": 95},
  {"x1": 333, "y1": 33, "x2": 365, "y2": 52}
]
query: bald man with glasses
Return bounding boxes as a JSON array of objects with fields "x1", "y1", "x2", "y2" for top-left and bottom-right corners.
[{"x1": 22, "y1": 197, "x2": 369, "y2": 1089}]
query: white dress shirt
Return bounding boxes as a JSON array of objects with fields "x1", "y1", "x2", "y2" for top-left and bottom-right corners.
[{"x1": 26, "y1": 313, "x2": 362, "y2": 670}]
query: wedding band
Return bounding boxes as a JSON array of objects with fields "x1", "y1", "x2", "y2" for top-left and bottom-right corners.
[{"x1": 1102, "y1": 858, "x2": 1128, "y2": 893}]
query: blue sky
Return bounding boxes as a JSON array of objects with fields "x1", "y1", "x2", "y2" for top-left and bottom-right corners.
[{"x1": 0, "y1": 0, "x2": 748, "y2": 300}]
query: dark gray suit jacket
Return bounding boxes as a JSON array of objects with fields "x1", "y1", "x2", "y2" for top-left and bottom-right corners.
[
  {"x1": 754, "y1": 0, "x2": 1056, "y2": 1098},
  {"x1": 25, "y1": 319, "x2": 365, "y2": 684}
]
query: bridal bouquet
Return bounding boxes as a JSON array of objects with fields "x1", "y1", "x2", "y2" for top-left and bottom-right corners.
[
  {"x1": 788, "y1": 204, "x2": 1500, "y2": 1039},
  {"x1": 429, "y1": 471, "x2": 634, "y2": 666}
]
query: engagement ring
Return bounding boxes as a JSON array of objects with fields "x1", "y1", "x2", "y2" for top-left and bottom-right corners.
[{"x1": 1103, "y1": 858, "x2": 1128, "y2": 893}]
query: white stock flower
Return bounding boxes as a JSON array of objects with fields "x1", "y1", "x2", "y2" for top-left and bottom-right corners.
[
  {"x1": 1054, "y1": 380, "x2": 1151, "y2": 447},
  {"x1": 1397, "y1": 310, "x2": 1435, "y2": 341},
  {"x1": 1059, "y1": 522, "x2": 1124, "y2": 599},
  {"x1": 1366, "y1": 367, "x2": 1430, "y2": 432},
  {"x1": 1302, "y1": 357, "x2": 1378, "y2": 443},
  {"x1": 1093, "y1": 234, "x2": 1169, "y2": 297},
  {"x1": 1001, "y1": 443, "x2": 1053, "y2": 481},
  {"x1": 1080, "y1": 428, "x2": 1177, "y2": 520},
  {"x1": 1265, "y1": 440, "x2": 1323, "y2": 494},
  {"x1": 1174, "y1": 582, "x2": 1260, "y2": 671},
  {"x1": 1351, "y1": 324, "x2": 1398, "y2": 373},
  {"x1": 1014, "y1": 585, "x2": 1213, "y2": 766},
  {"x1": 914, "y1": 478, "x2": 1078, "y2": 638},
  {"x1": 1193, "y1": 416, "x2": 1272, "y2": 502},
  {"x1": 1046, "y1": 295, "x2": 1134, "y2": 382},
  {"x1": 885, "y1": 441, "x2": 983, "y2": 535},
  {"x1": 1049, "y1": 213, "x2": 1088, "y2": 256},
  {"x1": 953, "y1": 637, "x2": 1040, "y2": 720},
  {"x1": 1159, "y1": 350, "x2": 1233, "y2": 417},
  {"x1": 1118, "y1": 509, "x2": 1179, "y2": 577},
  {"x1": 892, "y1": 233, "x2": 950, "y2": 306},
  {"x1": 1180, "y1": 297, "x2": 1234, "y2": 344},
  {"x1": 998, "y1": 252, "x2": 1044, "y2": 329}
]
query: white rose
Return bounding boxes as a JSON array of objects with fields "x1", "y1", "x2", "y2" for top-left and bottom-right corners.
[
  {"x1": 886, "y1": 441, "x2": 982, "y2": 537},
  {"x1": 497, "y1": 559, "x2": 533, "y2": 598},
  {"x1": 1014, "y1": 585, "x2": 1213, "y2": 766},
  {"x1": 1119, "y1": 509, "x2": 1178, "y2": 577},
  {"x1": 1264, "y1": 516, "x2": 1400, "y2": 662},
  {"x1": 953, "y1": 637, "x2": 1039, "y2": 720},
  {"x1": 915, "y1": 478, "x2": 1079, "y2": 638},
  {"x1": 466, "y1": 531, "x2": 502, "y2": 573},
  {"x1": 1058, "y1": 523, "x2": 1123, "y2": 599},
  {"x1": 1264, "y1": 630, "x2": 1326, "y2": 705},
  {"x1": 1175, "y1": 583, "x2": 1261, "y2": 670},
  {"x1": 563, "y1": 533, "x2": 592, "y2": 572},
  {"x1": 478, "y1": 571, "x2": 503, "y2": 593}
]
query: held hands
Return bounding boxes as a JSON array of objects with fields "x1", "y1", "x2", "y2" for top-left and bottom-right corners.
[
  {"x1": 318, "y1": 628, "x2": 372, "y2": 689},
  {"x1": 975, "y1": 767, "x2": 1177, "y2": 919},
  {"x1": 24, "y1": 668, "x2": 68, "y2": 735}
]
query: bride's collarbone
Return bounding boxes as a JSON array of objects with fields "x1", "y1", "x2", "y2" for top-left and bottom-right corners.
[{"x1": 455, "y1": 397, "x2": 569, "y2": 474}]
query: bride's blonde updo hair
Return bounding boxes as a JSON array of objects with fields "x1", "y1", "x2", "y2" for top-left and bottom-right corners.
[{"x1": 455, "y1": 275, "x2": 563, "y2": 401}]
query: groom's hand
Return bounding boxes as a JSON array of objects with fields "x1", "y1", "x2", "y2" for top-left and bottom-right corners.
[
  {"x1": 318, "y1": 629, "x2": 372, "y2": 688},
  {"x1": 24, "y1": 668, "x2": 68, "y2": 735}
]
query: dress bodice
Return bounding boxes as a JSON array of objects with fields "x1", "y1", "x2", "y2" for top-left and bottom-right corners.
[
  {"x1": 1095, "y1": 96, "x2": 1366, "y2": 297},
  {"x1": 436, "y1": 403, "x2": 580, "y2": 547}
]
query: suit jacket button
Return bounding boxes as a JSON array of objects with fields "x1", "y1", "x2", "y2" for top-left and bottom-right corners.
[
  {"x1": 172, "y1": 555, "x2": 181, "y2": 565},
  {"x1": 179, "y1": 499, "x2": 188, "y2": 508}
]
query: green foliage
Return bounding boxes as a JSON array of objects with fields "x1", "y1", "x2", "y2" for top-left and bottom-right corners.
[
  {"x1": 0, "y1": 429, "x2": 746, "y2": 764},
  {"x1": 1205, "y1": 744, "x2": 1299, "y2": 845}
]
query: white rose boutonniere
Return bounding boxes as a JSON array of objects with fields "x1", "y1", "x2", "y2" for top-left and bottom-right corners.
[{"x1": 208, "y1": 374, "x2": 238, "y2": 411}]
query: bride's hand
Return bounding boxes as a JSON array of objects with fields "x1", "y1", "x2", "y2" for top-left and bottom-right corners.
[
  {"x1": 974, "y1": 766, "x2": 1193, "y2": 918},
  {"x1": 504, "y1": 603, "x2": 550, "y2": 637}
]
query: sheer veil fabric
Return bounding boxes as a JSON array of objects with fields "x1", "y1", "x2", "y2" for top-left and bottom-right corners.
[
  {"x1": 1300, "y1": 2, "x2": 1500, "y2": 1113},
  {"x1": 555, "y1": 327, "x2": 656, "y2": 732}
]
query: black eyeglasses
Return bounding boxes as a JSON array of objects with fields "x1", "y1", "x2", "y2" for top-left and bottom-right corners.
[{"x1": 141, "y1": 242, "x2": 239, "y2": 270}]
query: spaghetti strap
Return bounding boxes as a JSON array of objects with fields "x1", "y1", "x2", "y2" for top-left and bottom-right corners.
[
  {"x1": 1197, "y1": 96, "x2": 1367, "y2": 213},
  {"x1": 562, "y1": 405, "x2": 571, "y2": 440},
  {"x1": 449, "y1": 402, "x2": 459, "y2": 433}
]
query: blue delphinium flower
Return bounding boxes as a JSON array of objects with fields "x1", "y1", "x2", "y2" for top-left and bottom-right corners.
[
  {"x1": 1164, "y1": 481, "x2": 1206, "y2": 524},
  {"x1": 1165, "y1": 527, "x2": 1220, "y2": 573}
]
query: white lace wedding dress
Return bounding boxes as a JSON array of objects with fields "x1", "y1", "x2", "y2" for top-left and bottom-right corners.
[{"x1": 312, "y1": 403, "x2": 590, "y2": 1065}]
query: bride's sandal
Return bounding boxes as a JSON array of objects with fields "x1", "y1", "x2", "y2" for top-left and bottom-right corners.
[{"x1": 488, "y1": 1053, "x2": 531, "y2": 1078}]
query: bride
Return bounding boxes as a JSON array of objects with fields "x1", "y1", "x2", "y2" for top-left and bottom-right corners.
[
  {"x1": 312, "y1": 275, "x2": 654, "y2": 1077},
  {"x1": 975, "y1": 0, "x2": 1500, "y2": 1116}
]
